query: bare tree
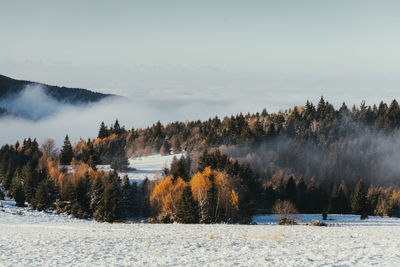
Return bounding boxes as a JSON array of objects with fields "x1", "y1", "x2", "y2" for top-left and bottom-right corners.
[
  {"x1": 41, "y1": 138, "x2": 58, "y2": 159},
  {"x1": 272, "y1": 200, "x2": 298, "y2": 224}
]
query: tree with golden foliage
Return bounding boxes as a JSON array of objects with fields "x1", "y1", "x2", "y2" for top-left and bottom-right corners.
[{"x1": 150, "y1": 176, "x2": 187, "y2": 216}]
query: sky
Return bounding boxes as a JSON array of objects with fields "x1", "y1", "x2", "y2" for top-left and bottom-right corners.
[{"x1": 1, "y1": 0, "x2": 400, "y2": 145}]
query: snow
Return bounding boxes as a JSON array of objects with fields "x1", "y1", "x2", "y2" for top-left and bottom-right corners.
[
  {"x1": 96, "y1": 153, "x2": 185, "y2": 183},
  {"x1": 1, "y1": 197, "x2": 400, "y2": 266},
  {"x1": 1, "y1": 154, "x2": 400, "y2": 266}
]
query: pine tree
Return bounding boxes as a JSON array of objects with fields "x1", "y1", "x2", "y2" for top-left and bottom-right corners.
[
  {"x1": 351, "y1": 179, "x2": 367, "y2": 215},
  {"x1": 111, "y1": 119, "x2": 122, "y2": 135},
  {"x1": 10, "y1": 170, "x2": 26, "y2": 207},
  {"x1": 98, "y1": 121, "x2": 109, "y2": 139},
  {"x1": 120, "y1": 175, "x2": 137, "y2": 218},
  {"x1": 175, "y1": 185, "x2": 199, "y2": 224},
  {"x1": 63, "y1": 182, "x2": 77, "y2": 215},
  {"x1": 60, "y1": 135, "x2": 73, "y2": 165},
  {"x1": 75, "y1": 173, "x2": 91, "y2": 218},
  {"x1": 14, "y1": 184, "x2": 26, "y2": 207},
  {"x1": 285, "y1": 177, "x2": 297, "y2": 203},
  {"x1": 21, "y1": 163, "x2": 36, "y2": 203},
  {"x1": 91, "y1": 177, "x2": 105, "y2": 220},
  {"x1": 170, "y1": 156, "x2": 189, "y2": 182},
  {"x1": 103, "y1": 179, "x2": 120, "y2": 222},
  {"x1": 34, "y1": 179, "x2": 57, "y2": 211},
  {"x1": 4, "y1": 159, "x2": 14, "y2": 191}
]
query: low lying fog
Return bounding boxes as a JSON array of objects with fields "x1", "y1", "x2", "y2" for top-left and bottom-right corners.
[{"x1": 0, "y1": 83, "x2": 398, "y2": 148}]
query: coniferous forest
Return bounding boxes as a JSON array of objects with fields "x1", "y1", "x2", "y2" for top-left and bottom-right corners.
[{"x1": 2, "y1": 97, "x2": 400, "y2": 223}]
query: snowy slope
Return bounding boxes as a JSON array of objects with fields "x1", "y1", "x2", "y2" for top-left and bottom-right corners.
[
  {"x1": 97, "y1": 153, "x2": 185, "y2": 183},
  {"x1": 1, "y1": 197, "x2": 400, "y2": 267}
]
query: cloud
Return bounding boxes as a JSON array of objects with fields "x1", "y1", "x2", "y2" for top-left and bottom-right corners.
[{"x1": 0, "y1": 85, "x2": 239, "y2": 147}]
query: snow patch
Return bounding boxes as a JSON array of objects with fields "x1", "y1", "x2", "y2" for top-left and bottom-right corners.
[{"x1": 97, "y1": 153, "x2": 185, "y2": 183}]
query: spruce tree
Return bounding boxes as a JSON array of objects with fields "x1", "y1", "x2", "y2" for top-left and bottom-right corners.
[
  {"x1": 351, "y1": 179, "x2": 367, "y2": 215},
  {"x1": 92, "y1": 177, "x2": 105, "y2": 221},
  {"x1": 4, "y1": 159, "x2": 14, "y2": 191},
  {"x1": 75, "y1": 173, "x2": 91, "y2": 218},
  {"x1": 285, "y1": 177, "x2": 297, "y2": 203},
  {"x1": 175, "y1": 185, "x2": 199, "y2": 224},
  {"x1": 14, "y1": 184, "x2": 26, "y2": 207},
  {"x1": 103, "y1": 180, "x2": 119, "y2": 222},
  {"x1": 34, "y1": 179, "x2": 57, "y2": 211},
  {"x1": 120, "y1": 175, "x2": 137, "y2": 218},
  {"x1": 98, "y1": 122, "x2": 109, "y2": 139},
  {"x1": 21, "y1": 163, "x2": 36, "y2": 203},
  {"x1": 329, "y1": 184, "x2": 340, "y2": 214},
  {"x1": 60, "y1": 135, "x2": 73, "y2": 165},
  {"x1": 11, "y1": 171, "x2": 26, "y2": 207}
]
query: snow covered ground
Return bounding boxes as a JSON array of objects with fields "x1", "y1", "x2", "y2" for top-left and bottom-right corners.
[
  {"x1": 97, "y1": 153, "x2": 185, "y2": 183},
  {"x1": 1, "y1": 197, "x2": 400, "y2": 267}
]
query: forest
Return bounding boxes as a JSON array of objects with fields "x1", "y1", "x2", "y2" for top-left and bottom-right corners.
[{"x1": 1, "y1": 97, "x2": 400, "y2": 223}]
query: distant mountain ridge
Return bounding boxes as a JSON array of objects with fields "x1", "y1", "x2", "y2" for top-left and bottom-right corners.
[
  {"x1": 0, "y1": 74, "x2": 113, "y2": 104},
  {"x1": 0, "y1": 74, "x2": 116, "y2": 120}
]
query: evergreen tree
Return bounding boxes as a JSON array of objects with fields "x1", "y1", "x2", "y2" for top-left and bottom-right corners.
[
  {"x1": 21, "y1": 163, "x2": 37, "y2": 203},
  {"x1": 14, "y1": 184, "x2": 26, "y2": 207},
  {"x1": 92, "y1": 177, "x2": 105, "y2": 220},
  {"x1": 34, "y1": 179, "x2": 57, "y2": 211},
  {"x1": 4, "y1": 159, "x2": 14, "y2": 191},
  {"x1": 60, "y1": 135, "x2": 73, "y2": 165},
  {"x1": 175, "y1": 185, "x2": 199, "y2": 224},
  {"x1": 351, "y1": 179, "x2": 367, "y2": 215},
  {"x1": 11, "y1": 170, "x2": 26, "y2": 207},
  {"x1": 285, "y1": 177, "x2": 297, "y2": 203},
  {"x1": 102, "y1": 179, "x2": 120, "y2": 222},
  {"x1": 98, "y1": 121, "x2": 109, "y2": 139},
  {"x1": 120, "y1": 175, "x2": 137, "y2": 218},
  {"x1": 170, "y1": 156, "x2": 189, "y2": 182},
  {"x1": 74, "y1": 173, "x2": 91, "y2": 218}
]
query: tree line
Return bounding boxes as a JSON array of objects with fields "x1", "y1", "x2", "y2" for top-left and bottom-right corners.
[{"x1": 2, "y1": 97, "x2": 400, "y2": 222}]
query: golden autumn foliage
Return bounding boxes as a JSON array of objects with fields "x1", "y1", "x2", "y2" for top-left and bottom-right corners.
[
  {"x1": 150, "y1": 176, "x2": 187, "y2": 214},
  {"x1": 190, "y1": 167, "x2": 240, "y2": 220},
  {"x1": 230, "y1": 190, "x2": 239, "y2": 209},
  {"x1": 149, "y1": 166, "x2": 240, "y2": 221}
]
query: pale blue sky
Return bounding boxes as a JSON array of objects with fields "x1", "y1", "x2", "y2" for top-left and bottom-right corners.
[{"x1": 1, "y1": 0, "x2": 400, "y2": 115}]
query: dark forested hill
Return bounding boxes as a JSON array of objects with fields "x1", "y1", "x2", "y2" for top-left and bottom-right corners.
[{"x1": 0, "y1": 74, "x2": 112, "y2": 104}]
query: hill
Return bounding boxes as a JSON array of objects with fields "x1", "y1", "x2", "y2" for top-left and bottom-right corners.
[
  {"x1": 0, "y1": 74, "x2": 112, "y2": 104},
  {"x1": 0, "y1": 74, "x2": 115, "y2": 120}
]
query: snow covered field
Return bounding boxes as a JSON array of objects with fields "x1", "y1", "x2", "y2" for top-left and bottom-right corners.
[
  {"x1": 1, "y1": 197, "x2": 400, "y2": 267},
  {"x1": 97, "y1": 153, "x2": 185, "y2": 183}
]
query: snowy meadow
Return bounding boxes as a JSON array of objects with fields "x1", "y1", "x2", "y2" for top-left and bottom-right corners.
[
  {"x1": 1, "y1": 153, "x2": 400, "y2": 266},
  {"x1": 1, "y1": 197, "x2": 400, "y2": 267}
]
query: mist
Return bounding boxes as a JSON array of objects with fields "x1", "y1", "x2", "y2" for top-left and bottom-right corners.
[
  {"x1": 219, "y1": 130, "x2": 400, "y2": 187},
  {"x1": 0, "y1": 85, "x2": 67, "y2": 121},
  {"x1": 0, "y1": 85, "x2": 248, "y2": 147}
]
